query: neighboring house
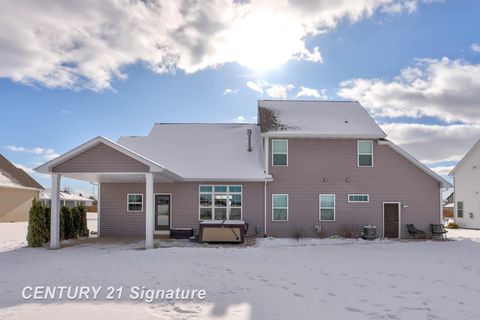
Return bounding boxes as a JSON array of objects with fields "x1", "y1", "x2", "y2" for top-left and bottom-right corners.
[
  {"x1": 40, "y1": 189, "x2": 94, "y2": 208},
  {"x1": 36, "y1": 100, "x2": 451, "y2": 249},
  {"x1": 443, "y1": 192, "x2": 454, "y2": 218},
  {"x1": 449, "y1": 140, "x2": 480, "y2": 229},
  {"x1": 0, "y1": 154, "x2": 44, "y2": 222}
]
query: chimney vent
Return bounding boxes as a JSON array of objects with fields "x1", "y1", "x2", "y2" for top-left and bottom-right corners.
[{"x1": 247, "y1": 129, "x2": 252, "y2": 152}]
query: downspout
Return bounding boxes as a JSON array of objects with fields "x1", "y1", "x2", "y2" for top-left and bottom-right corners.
[{"x1": 264, "y1": 180, "x2": 267, "y2": 237}]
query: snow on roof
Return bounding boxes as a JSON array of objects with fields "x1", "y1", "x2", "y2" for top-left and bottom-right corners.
[
  {"x1": 117, "y1": 124, "x2": 267, "y2": 181},
  {"x1": 258, "y1": 100, "x2": 387, "y2": 138},
  {"x1": 0, "y1": 170, "x2": 21, "y2": 188},
  {"x1": 40, "y1": 189, "x2": 94, "y2": 202},
  {"x1": 0, "y1": 154, "x2": 43, "y2": 190}
]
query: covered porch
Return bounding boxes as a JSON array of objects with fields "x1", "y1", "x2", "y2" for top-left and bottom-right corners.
[{"x1": 35, "y1": 136, "x2": 183, "y2": 249}]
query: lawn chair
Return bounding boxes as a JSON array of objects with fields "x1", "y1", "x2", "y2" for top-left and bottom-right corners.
[
  {"x1": 431, "y1": 224, "x2": 448, "y2": 240},
  {"x1": 406, "y1": 224, "x2": 426, "y2": 239}
]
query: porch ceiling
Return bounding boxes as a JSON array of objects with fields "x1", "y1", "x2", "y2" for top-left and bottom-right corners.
[{"x1": 59, "y1": 172, "x2": 176, "y2": 184}]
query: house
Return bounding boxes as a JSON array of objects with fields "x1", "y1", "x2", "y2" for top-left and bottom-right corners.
[
  {"x1": 449, "y1": 140, "x2": 480, "y2": 229},
  {"x1": 36, "y1": 100, "x2": 451, "y2": 249},
  {"x1": 443, "y1": 192, "x2": 454, "y2": 219},
  {"x1": 0, "y1": 154, "x2": 44, "y2": 222},
  {"x1": 40, "y1": 188, "x2": 94, "y2": 208}
]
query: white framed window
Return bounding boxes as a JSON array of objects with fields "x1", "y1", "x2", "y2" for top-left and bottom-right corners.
[
  {"x1": 199, "y1": 185, "x2": 242, "y2": 220},
  {"x1": 357, "y1": 140, "x2": 373, "y2": 167},
  {"x1": 457, "y1": 201, "x2": 464, "y2": 218},
  {"x1": 272, "y1": 194, "x2": 288, "y2": 221},
  {"x1": 319, "y1": 194, "x2": 335, "y2": 221},
  {"x1": 127, "y1": 194, "x2": 143, "y2": 212},
  {"x1": 272, "y1": 139, "x2": 288, "y2": 166},
  {"x1": 348, "y1": 194, "x2": 369, "y2": 203}
]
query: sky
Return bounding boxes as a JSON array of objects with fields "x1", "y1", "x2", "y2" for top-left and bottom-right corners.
[{"x1": 0, "y1": 0, "x2": 479, "y2": 197}]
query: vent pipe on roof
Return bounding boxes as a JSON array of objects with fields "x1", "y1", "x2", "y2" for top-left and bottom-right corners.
[{"x1": 247, "y1": 129, "x2": 252, "y2": 152}]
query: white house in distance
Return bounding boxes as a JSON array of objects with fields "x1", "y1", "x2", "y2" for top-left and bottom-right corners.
[
  {"x1": 450, "y1": 139, "x2": 480, "y2": 229},
  {"x1": 40, "y1": 188, "x2": 94, "y2": 208}
]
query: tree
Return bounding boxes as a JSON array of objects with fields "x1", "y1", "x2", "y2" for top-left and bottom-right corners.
[{"x1": 27, "y1": 199, "x2": 48, "y2": 247}]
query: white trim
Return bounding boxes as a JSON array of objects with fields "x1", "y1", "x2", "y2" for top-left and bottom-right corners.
[
  {"x1": 348, "y1": 194, "x2": 370, "y2": 203},
  {"x1": 264, "y1": 136, "x2": 269, "y2": 174},
  {"x1": 127, "y1": 193, "x2": 144, "y2": 212},
  {"x1": 378, "y1": 139, "x2": 451, "y2": 188},
  {"x1": 382, "y1": 202, "x2": 401, "y2": 239},
  {"x1": 319, "y1": 194, "x2": 336, "y2": 221},
  {"x1": 0, "y1": 184, "x2": 43, "y2": 191},
  {"x1": 154, "y1": 193, "x2": 172, "y2": 230},
  {"x1": 357, "y1": 140, "x2": 374, "y2": 167},
  {"x1": 262, "y1": 132, "x2": 386, "y2": 139},
  {"x1": 272, "y1": 194, "x2": 289, "y2": 221},
  {"x1": 264, "y1": 180, "x2": 267, "y2": 235},
  {"x1": 271, "y1": 139, "x2": 288, "y2": 167},
  {"x1": 50, "y1": 173, "x2": 61, "y2": 249},
  {"x1": 145, "y1": 172, "x2": 154, "y2": 249},
  {"x1": 34, "y1": 136, "x2": 182, "y2": 181},
  {"x1": 456, "y1": 200, "x2": 464, "y2": 218}
]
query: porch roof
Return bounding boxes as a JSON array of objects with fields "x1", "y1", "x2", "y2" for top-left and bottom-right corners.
[{"x1": 35, "y1": 136, "x2": 183, "y2": 183}]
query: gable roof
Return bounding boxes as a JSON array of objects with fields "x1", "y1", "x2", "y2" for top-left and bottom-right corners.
[
  {"x1": 378, "y1": 140, "x2": 452, "y2": 188},
  {"x1": 35, "y1": 136, "x2": 182, "y2": 181},
  {"x1": 40, "y1": 189, "x2": 94, "y2": 203},
  {"x1": 117, "y1": 124, "x2": 268, "y2": 181},
  {"x1": 0, "y1": 154, "x2": 44, "y2": 190},
  {"x1": 258, "y1": 100, "x2": 387, "y2": 138},
  {"x1": 449, "y1": 138, "x2": 480, "y2": 176}
]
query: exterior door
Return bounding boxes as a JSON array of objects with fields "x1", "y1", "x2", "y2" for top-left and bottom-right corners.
[
  {"x1": 384, "y1": 203, "x2": 399, "y2": 238},
  {"x1": 155, "y1": 194, "x2": 171, "y2": 231}
]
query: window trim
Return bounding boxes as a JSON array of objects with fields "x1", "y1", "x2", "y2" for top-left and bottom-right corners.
[
  {"x1": 272, "y1": 194, "x2": 289, "y2": 221},
  {"x1": 127, "y1": 193, "x2": 144, "y2": 213},
  {"x1": 319, "y1": 194, "x2": 336, "y2": 221},
  {"x1": 272, "y1": 139, "x2": 288, "y2": 167},
  {"x1": 357, "y1": 140, "x2": 374, "y2": 167},
  {"x1": 348, "y1": 194, "x2": 370, "y2": 203},
  {"x1": 198, "y1": 185, "x2": 243, "y2": 221},
  {"x1": 457, "y1": 201, "x2": 464, "y2": 218}
]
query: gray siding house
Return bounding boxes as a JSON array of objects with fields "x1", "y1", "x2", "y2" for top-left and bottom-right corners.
[{"x1": 36, "y1": 101, "x2": 451, "y2": 248}]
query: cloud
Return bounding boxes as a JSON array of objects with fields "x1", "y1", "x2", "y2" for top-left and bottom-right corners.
[
  {"x1": 246, "y1": 81, "x2": 264, "y2": 94},
  {"x1": 233, "y1": 115, "x2": 246, "y2": 123},
  {"x1": 338, "y1": 57, "x2": 480, "y2": 124},
  {"x1": 223, "y1": 88, "x2": 239, "y2": 95},
  {"x1": 266, "y1": 84, "x2": 295, "y2": 99},
  {"x1": 295, "y1": 86, "x2": 328, "y2": 99},
  {"x1": 246, "y1": 80, "x2": 294, "y2": 99},
  {"x1": 472, "y1": 43, "x2": 480, "y2": 53},
  {"x1": 381, "y1": 123, "x2": 480, "y2": 164},
  {"x1": 430, "y1": 166, "x2": 455, "y2": 176},
  {"x1": 5, "y1": 145, "x2": 59, "y2": 160},
  {"x1": 0, "y1": 0, "x2": 426, "y2": 90}
]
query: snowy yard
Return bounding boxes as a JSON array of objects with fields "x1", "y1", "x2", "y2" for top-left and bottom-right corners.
[{"x1": 1, "y1": 222, "x2": 480, "y2": 320}]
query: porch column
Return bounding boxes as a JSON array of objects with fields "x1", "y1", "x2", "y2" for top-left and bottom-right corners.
[
  {"x1": 50, "y1": 173, "x2": 61, "y2": 249},
  {"x1": 145, "y1": 172, "x2": 154, "y2": 249}
]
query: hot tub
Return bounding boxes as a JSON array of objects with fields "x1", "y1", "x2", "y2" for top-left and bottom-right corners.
[{"x1": 199, "y1": 220, "x2": 246, "y2": 244}]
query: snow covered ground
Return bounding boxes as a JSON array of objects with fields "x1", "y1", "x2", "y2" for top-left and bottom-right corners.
[{"x1": 0, "y1": 223, "x2": 479, "y2": 320}]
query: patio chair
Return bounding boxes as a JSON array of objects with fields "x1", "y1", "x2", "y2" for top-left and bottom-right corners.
[
  {"x1": 430, "y1": 224, "x2": 448, "y2": 240},
  {"x1": 406, "y1": 224, "x2": 426, "y2": 239}
]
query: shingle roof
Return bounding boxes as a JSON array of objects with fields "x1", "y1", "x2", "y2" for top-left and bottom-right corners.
[
  {"x1": 258, "y1": 100, "x2": 387, "y2": 138},
  {"x1": 117, "y1": 123, "x2": 268, "y2": 181},
  {"x1": 0, "y1": 154, "x2": 44, "y2": 190}
]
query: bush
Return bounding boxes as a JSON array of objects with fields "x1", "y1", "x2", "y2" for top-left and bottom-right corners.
[
  {"x1": 27, "y1": 199, "x2": 48, "y2": 247},
  {"x1": 78, "y1": 205, "x2": 89, "y2": 237},
  {"x1": 291, "y1": 227, "x2": 303, "y2": 242},
  {"x1": 447, "y1": 222, "x2": 459, "y2": 229},
  {"x1": 61, "y1": 206, "x2": 77, "y2": 240},
  {"x1": 71, "y1": 206, "x2": 81, "y2": 237}
]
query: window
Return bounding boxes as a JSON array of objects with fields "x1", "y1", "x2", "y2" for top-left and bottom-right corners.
[
  {"x1": 272, "y1": 139, "x2": 288, "y2": 166},
  {"x1": 127, "y1": 194, "x2": 143, "y2": 212},
  {"x1": 319, "y1": 194, "x2": 335, "y2": 221},
  {"x1": 457, "y1": 201, "x2": 464, "y2": 218},
  {"x1": 357, "y1": 140, "x2": 373, "y2": 167},
  {"x1": 272, "y1": 194, "x2": 288, "y2": 221},
  {"x1": 348, "y1": 194, "x2": 369, "y2": 203},
  {"x1": 199, "y1": 185, "x2": 242, "y2": 220}
]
